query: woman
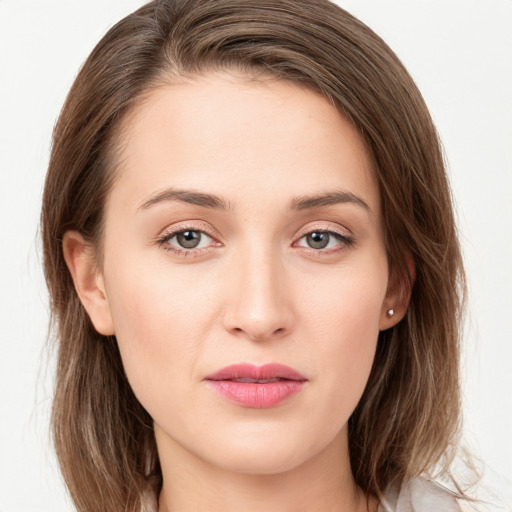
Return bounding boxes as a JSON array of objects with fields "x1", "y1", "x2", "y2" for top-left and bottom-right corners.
[{"x1": 41, "y1": 0, "x2": 474, "y2": 510}]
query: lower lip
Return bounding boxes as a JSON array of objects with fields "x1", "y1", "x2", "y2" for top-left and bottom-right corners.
[{"x1": 205, "y1": 380, "x2": 306, "y2": 408}]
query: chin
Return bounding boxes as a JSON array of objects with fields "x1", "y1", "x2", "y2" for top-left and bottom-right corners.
[
  {"x1": 196, "y1": 423, "x2": 337, "y2": 476},
  {"x1": 208, "y1": 443, "x2": 310, "y2": 475}
]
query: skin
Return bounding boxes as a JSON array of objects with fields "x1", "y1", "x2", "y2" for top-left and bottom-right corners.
[{"x1": 64, "y1": 71, "x2": 409, "y2": 512}]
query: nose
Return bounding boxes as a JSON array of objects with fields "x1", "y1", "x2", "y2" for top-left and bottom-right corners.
[{"x1": 222, "y1": 244, "x2": 295, "y2": 341}]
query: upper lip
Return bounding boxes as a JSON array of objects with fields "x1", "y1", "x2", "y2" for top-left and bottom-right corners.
[{"x1": 204, "y1": 363, "x2": 307, "y2": 382}]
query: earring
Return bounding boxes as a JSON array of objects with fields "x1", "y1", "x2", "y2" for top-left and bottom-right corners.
[{"x1": 386, "y1": 308, "x2": 395, "y2": 318}]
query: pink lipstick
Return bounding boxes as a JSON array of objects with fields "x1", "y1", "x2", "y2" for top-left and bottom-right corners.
[{"x1": 204, "y1": 363, "x2": 307, "y2": 408}]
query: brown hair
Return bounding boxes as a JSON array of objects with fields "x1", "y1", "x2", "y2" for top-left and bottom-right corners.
[{"x1": 41, "y1": 0, "x2": 467, "y2": 510}]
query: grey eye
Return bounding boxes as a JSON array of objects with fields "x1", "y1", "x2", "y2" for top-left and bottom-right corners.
[
  {"x1": 306, "y1": 232, "x2": 330, "y2": 249},
  {"x1": 176, "y1": 230, "x2": 202, "y2": 248}
]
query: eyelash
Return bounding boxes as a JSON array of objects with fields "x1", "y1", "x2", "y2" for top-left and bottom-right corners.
[{"x1": 155, "y1": 224, "x2": 355, "y2": 258}]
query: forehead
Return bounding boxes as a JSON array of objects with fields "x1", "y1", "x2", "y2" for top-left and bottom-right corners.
[{"x1": 109, "y1": 72, "x2": 380, "y2": 216}]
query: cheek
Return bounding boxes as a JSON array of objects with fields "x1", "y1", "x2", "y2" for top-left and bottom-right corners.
[
  {"x1": 300, "y1": 263, "x2": 386, "y2": 418},
  {"x1": 102, "y1": 256, "x2": 219, "y2": 407},
  {"x1": 303, "y1": 260, "x2": 386, "y2": 349}
]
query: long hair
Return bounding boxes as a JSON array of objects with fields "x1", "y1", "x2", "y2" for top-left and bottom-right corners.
[{"x1": 41, "y1": 1, "x2": 466, "y2": 510}]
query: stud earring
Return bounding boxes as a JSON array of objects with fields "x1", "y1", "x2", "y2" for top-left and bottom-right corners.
[{"x1": 386, "y1": 308, "x2": 395, "y2": 318}]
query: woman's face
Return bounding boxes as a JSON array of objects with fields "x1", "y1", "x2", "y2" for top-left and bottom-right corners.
[{"x1": 78, "y1": 72, "x2": 401, "y2": 475}]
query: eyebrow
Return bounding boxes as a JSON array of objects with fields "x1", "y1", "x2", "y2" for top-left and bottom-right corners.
[
  {"x1": 137, "y1": 187, "x2": 370, "y2": 213},
  {"x1": 138, "y1": 188, "x2": 233, "y2": 211},
  {"x1": 288, "y1": 190, "x2": 370, "y2": 212}
]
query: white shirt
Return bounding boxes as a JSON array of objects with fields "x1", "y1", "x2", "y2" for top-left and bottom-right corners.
[{"x1": 379, "y1": 478, "x2": 461, "y2": 512}]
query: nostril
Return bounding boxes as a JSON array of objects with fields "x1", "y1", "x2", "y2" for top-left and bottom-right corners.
[{"x1": 230, "y1": 326, "x2": 286, "y2": 341}]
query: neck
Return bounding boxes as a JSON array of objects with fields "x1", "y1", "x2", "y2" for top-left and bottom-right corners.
[{"x1": 155, "y1": 425, "x2": 376, "y2": 512}]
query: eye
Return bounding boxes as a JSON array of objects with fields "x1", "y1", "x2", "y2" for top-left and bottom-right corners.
[
  {"x1": 172, "y1": 230, "x2": 208, "y2": 249},
  {"x1": 157, "y1": 226, "x2": 218, "y2": 255},
  {"x1": 295, "y1": 230, "x2": 354, "y2": 253}
]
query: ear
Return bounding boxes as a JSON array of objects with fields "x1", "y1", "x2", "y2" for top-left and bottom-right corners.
[
  {"x1": 379, "y1": 253, "x2": 415, "y2": 331},
  {"x1": 62, "y1": 230, "x2": 115, "y2": 336}
]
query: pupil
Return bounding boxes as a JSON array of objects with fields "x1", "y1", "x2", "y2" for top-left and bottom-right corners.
[
  {"x1": 307, "y1": 232, "x2": 329, "y2": 249},
  {"x1": 177, "y1": 230, "x2": 201, "y2": 248}
]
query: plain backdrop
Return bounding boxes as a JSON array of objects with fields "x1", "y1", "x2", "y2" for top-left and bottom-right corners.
[{"x1": 0, "y1": 1, "x2": 511, "y2": 510}]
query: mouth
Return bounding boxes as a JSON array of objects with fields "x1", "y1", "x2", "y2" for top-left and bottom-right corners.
[
  {"x1": 204, "y1": 363, "x2": 307, "y2": 408},
  {"x1": 204, "y1": 363, "x2": 307, "y2": 382},
  {"x1": 226, "y1": 377, "x2": 283, "y2": 383}
]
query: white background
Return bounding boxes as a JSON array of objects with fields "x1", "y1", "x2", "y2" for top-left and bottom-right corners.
[{"x1": 0, "y1": 1, "x2": 511, "y2": 510}]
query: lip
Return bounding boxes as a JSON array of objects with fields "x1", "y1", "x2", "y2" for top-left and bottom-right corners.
[{"x1": 204, "y1": 363, "x2": 307, "y2": 409}]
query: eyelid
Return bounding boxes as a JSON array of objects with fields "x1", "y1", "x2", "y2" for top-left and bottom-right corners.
[
  {"x1": 157, "y1": 220, "x2": 220, "y2": 240},
  {"x1": 294, "y1": 221, "x2": 352, "y2": 239}
]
